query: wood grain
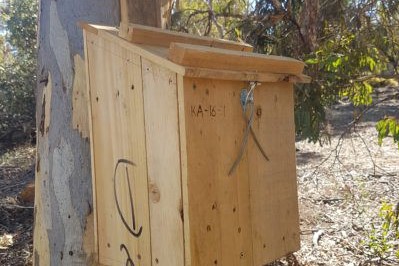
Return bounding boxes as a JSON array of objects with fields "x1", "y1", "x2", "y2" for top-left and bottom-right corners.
[
  {"x1": 181, "y1": 78, "x2": 254, "y2": 266},
  {"x1": 119, "y1": 23, "x2": 252, "y2": 52},
  {"x1": 169, "y1": 42, "x2": 305, "y2": 75},
  {"x1": 84, "y1": 24, "x2": 301, "y2": 266},
  {"x1": 85, "y1": 31, "x2": 151, "y2": 265},
  {"x1": 180, "y1": 78, "x2": 300, "y2": 265},
  {"x1": 142, "y1": 58, "x2": 185, "y2": 266},
  {"x1": 184, "y1": 67, "x2": 311, "y2": 83},
  {"x1": 120, "y1": 0, "x2": 160, "y2": 27},
  {"x1": 83, "y1": 30, "x2": 99, "y2": 257},
  {"x1": 248, "y1": 82, "x2": 300, "y2": 264},
  {"x1": 176, "y1": 74, "x2": 192, "y2": 266}
]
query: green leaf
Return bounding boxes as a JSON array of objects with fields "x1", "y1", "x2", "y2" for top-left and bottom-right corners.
[{"x1": 305, "y1": 58, "x2": 318, "y2": 64}]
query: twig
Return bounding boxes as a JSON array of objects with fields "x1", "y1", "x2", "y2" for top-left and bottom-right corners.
[
  {"x1": 203, "y1": 0, "x2": 225, "y2": 38},
  {"x1": 317, "y1": 198, "x2": 345, "y2": 204},
  {"x1": 309, "y1": 91, "x2": 399, "y2": 180},
  {"x1": 354, "y1": 131, "x2": 377, "y2": 175},
  {"x1": 0, "y1": 204, "x2": 33, "y2": 209}
]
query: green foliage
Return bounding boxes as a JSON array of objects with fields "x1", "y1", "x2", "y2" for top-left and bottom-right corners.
[
  {"x1": 173, "y1": 0, "x2": 399, "y2": 145},
  {"x1": 365, "y1": 202, "x2": 399, "y2": 261},
  {"x1": 294, "y1": 85, "x2": 327, "y2": 143},
  {"x1": 171, "y1": 0, "x2": 247, "y2": 40},
  {"x1": 376, "y1": 117, "x2": 399, "y2": 148},
  {"x1": 0, "y1": 0, "x2": 38, "y2": 134},
  {"x1": 305, "y1": 20, "x2": 387, "y2": 107},
  {"x1": 2, "y1": 0, "x2": 37, "y2": 58}
]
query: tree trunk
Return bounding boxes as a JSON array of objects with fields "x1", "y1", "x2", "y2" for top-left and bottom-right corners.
[
  {"x1": 300, "y1": 0, "x2": 319, "y2": 52},
  {"x1": 34, "y1": 1, "x2": 168, "y2": 265}
]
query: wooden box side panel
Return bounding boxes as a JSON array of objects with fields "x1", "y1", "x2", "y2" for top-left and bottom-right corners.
[
  {"x1": 85, "y1": 31, "x2": 151, "y2": 266},
  {"x1": 182, "y1": 78, "x2": 254, "y2": 266},
  {"x1": 141, "y1": 58, "x2": 185, "y2": 265},
  {"x1": 248, "y1": 83, "x2": 300, "y2": 264}
]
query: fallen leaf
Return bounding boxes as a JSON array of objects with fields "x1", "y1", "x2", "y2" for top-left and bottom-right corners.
[{"x1": 0, "y1": 233, "x2": 14, "y2": 249}]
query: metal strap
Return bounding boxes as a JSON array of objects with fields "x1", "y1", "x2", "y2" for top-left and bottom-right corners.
[{"x1": 228, "y1": 81, "x2": 269, "y2": 176}]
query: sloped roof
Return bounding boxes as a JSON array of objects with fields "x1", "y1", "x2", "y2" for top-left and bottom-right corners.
[{"x1": 81, "y1": 23, "x2": 310, "y2": 83}]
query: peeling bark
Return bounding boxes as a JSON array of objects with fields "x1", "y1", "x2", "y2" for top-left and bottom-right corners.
[
  {"x1": 34, "y1": 0, "x2": 174, "y2": 264},
  {"x1": 34, "y1": 0, "x2": 119, "y2": 265}
]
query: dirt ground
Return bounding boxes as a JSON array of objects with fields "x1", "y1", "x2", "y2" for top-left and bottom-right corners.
[
  {"x1": 0, "y1": 143, "x2": 35, "y2": 266},
  {"x1": 291, "y1": 86, "x2": 399, "y2": 266},
  {"x1": 0, "y1": 87, "x2": 398, "y2": 266}
]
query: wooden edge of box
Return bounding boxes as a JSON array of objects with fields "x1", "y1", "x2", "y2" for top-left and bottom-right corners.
[
  {"x1": 78, "y1": 22, "x2": 118, "y2": 35},
  {"x1": 119, "y1": 22, "x2": 253, "y2": 52},
  {"x1": 176, "y1": 74, "x2": 192, "y2": 265},
  {"x1": 81, "y1": 28, "x2": 100, "y2": 260},
  {"x1": 81, "y1": 23, "x2": 187, "y2": 76},
  {"x1": 168, "y1": 42, "x2": 306, "y2": 76},
  {"x1": 184, "y1": 67, "x2": 311, "y2": 83},
  {"x1": 291, "y1": 74, "x2": 312, "y2": 83}
]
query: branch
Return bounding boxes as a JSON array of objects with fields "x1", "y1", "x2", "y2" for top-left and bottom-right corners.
[
  {"x1": 203, "y1": 0, "x2": 225, "y2": 38},
  {"x1": 309, "y1": 90, "x2": 399, "y2": 180}
]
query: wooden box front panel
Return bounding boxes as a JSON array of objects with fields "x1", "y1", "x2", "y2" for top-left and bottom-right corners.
[
  {"x1": 247, "y1": 82, "x2": 300, "y2": 264},
  {"x1": 85, "y1": 32, "x2": 151, "y2": 266},
  {"x1": 181, "y1": 78, "x2": 300, "y2": 266}
]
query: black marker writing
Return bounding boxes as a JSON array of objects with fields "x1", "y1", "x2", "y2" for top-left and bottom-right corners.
[
  {"x1": 120, "y1": 244, "x2": 135, "y2": 266},
  {"x1": 113, "y1": 159, "x2": 143, "y2": 237},
  {"x1": 190, "y1": 105, "x2": 226, "y2": 118}
]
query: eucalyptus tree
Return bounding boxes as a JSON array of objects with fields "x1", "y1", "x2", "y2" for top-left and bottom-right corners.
[{"x1": 173, "y1": 0, "x2": 399, "y2": 144}]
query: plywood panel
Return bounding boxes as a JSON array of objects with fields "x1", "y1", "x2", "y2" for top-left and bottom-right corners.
[
  {"x1": 248, "y1": 83, "x2": 300, "y2": 264},
  {"x1": 182, "y1": 78, "x2": 254, "y2": 266},
  {"x1": 85, "y1": 31, "x2": 151, "y2": 265},
  {"x1": 141, "y1": 58, "x2": 185, "y2": 265}
]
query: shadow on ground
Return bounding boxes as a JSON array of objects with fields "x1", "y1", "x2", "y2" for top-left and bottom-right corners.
[{"x1": 327, "y1": 87, "x2": 399, "y2": 135}]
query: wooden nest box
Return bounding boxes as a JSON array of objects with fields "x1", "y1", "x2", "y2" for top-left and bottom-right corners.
[{"x1": 82, "y1": 23, "x2": 309, "y2": 266}]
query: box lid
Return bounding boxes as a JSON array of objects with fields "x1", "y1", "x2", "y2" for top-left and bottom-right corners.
[{"x1": 80, "y1": 23, "x2": 310, "y2": 83}]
